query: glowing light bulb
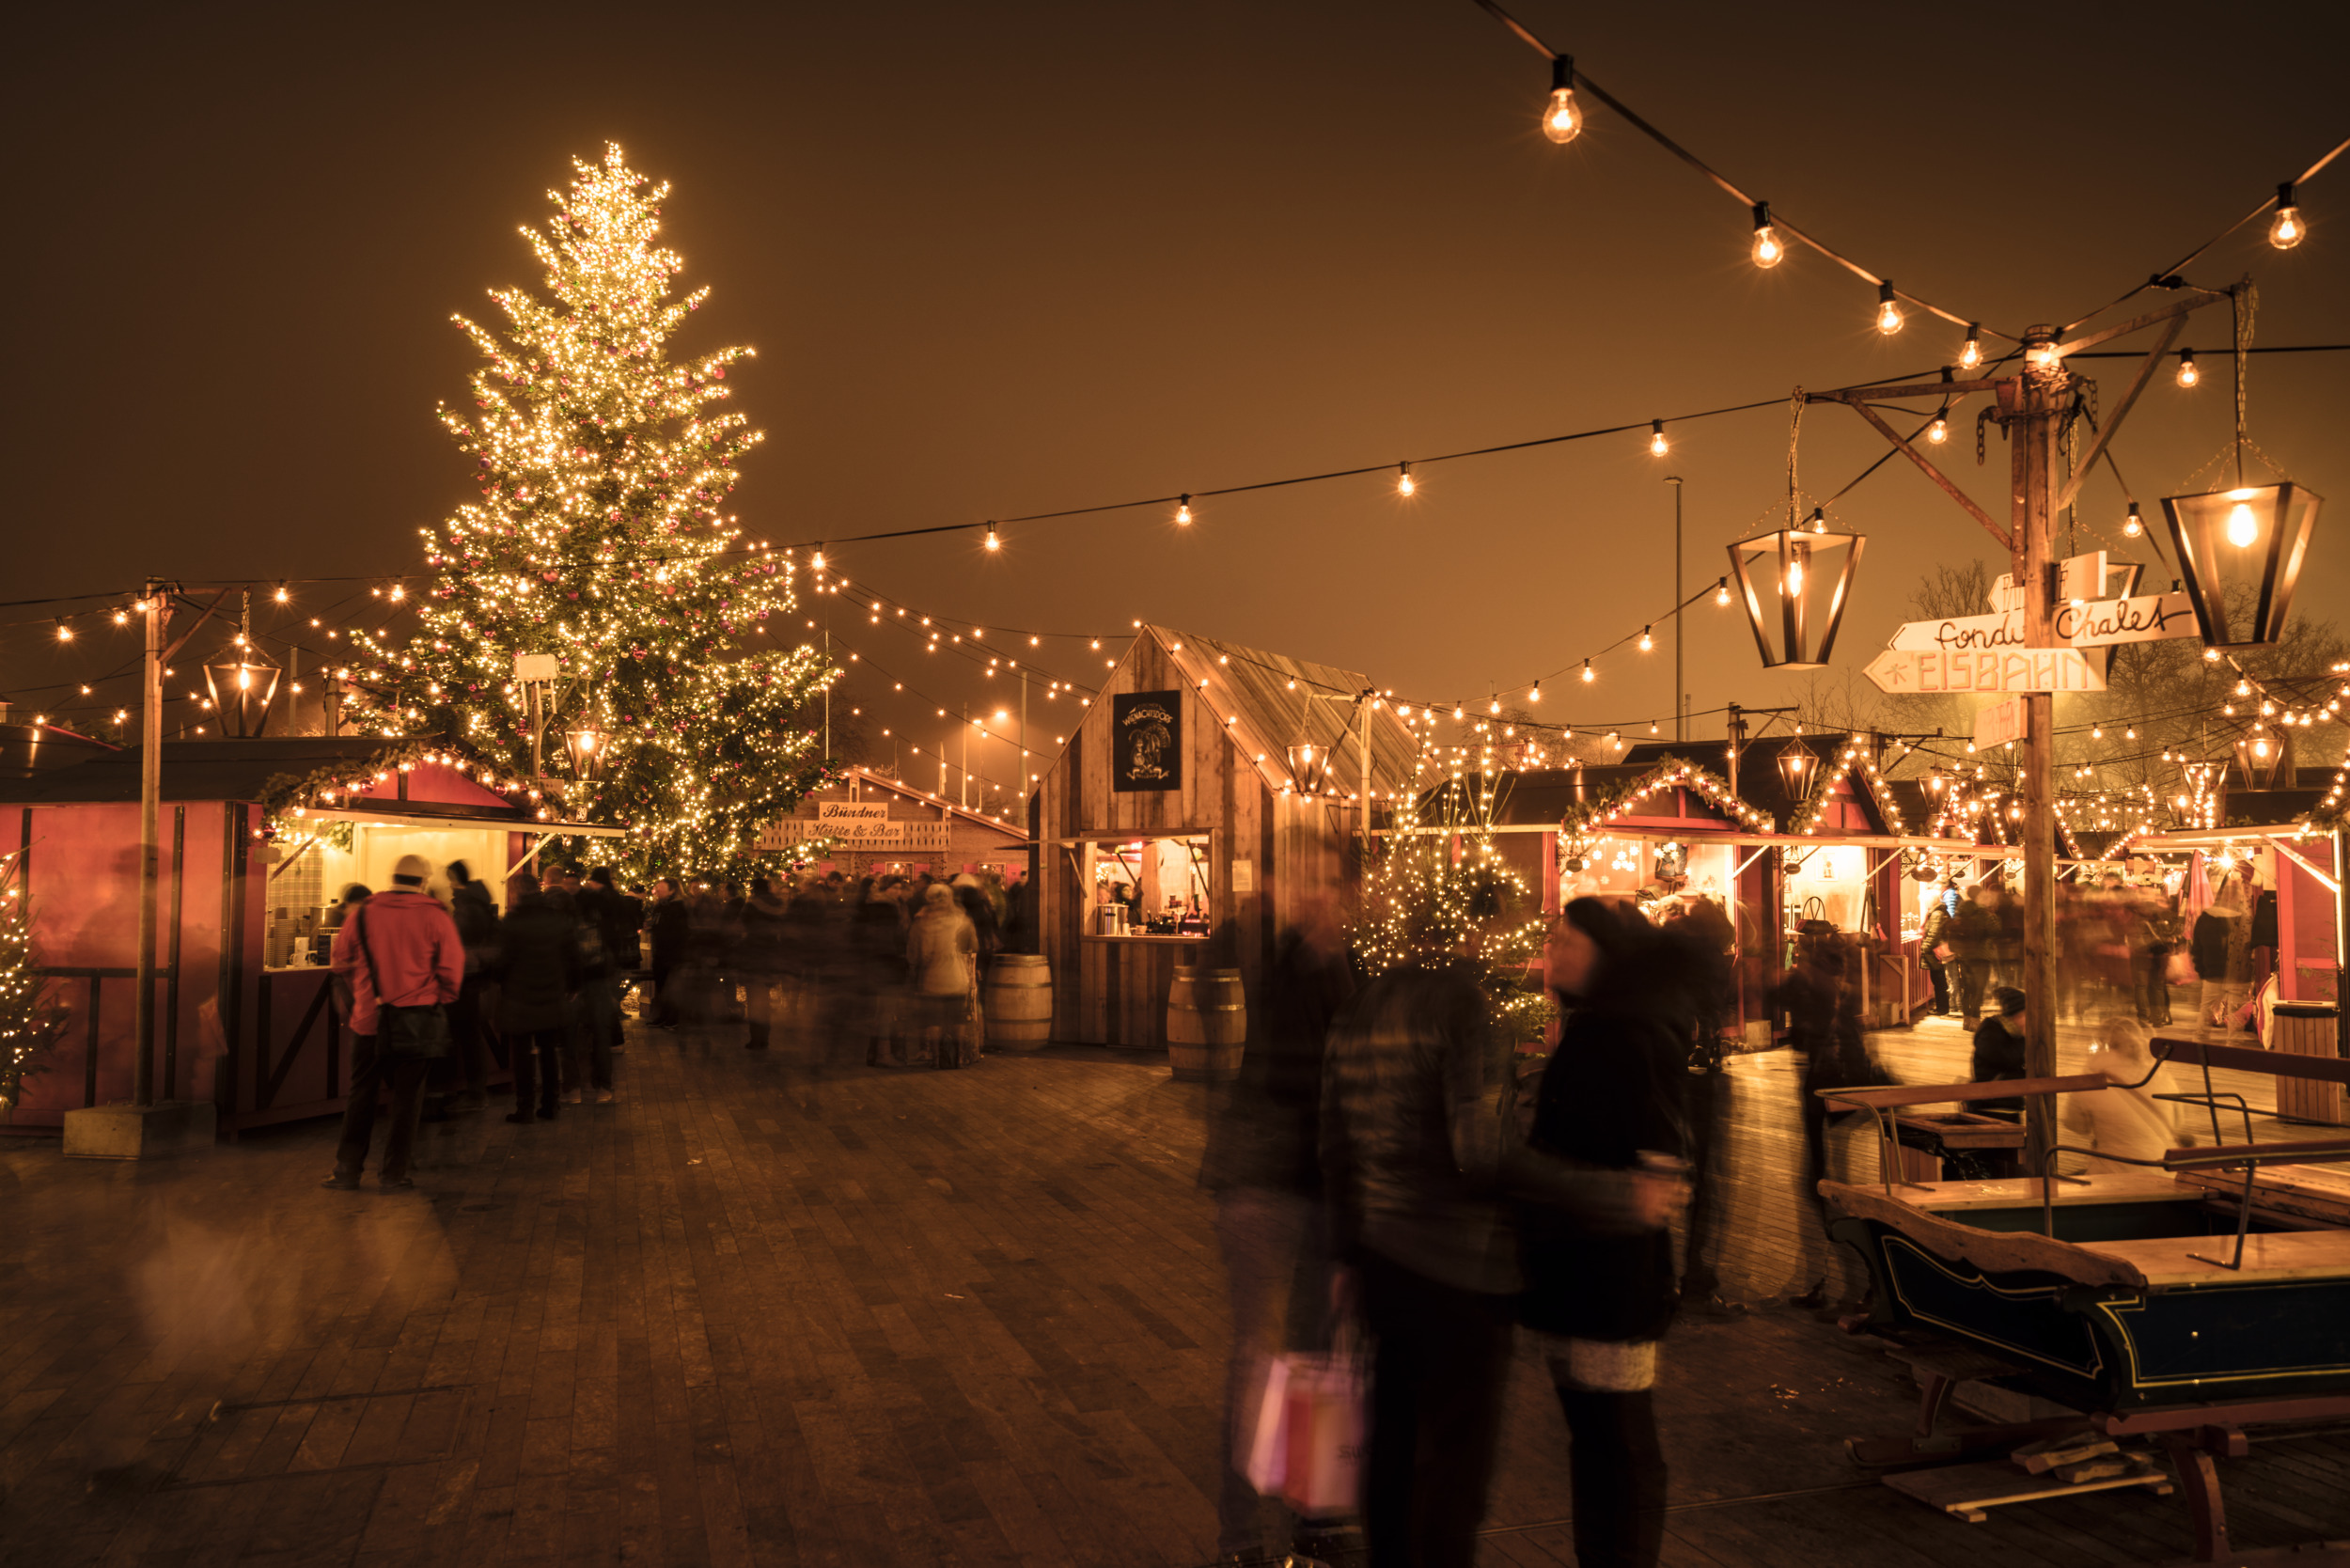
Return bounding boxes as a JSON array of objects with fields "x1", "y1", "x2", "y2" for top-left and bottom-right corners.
[
  {"x1": 2177, "y1": 349, "x2": 2199, "y2": 388},
  {"x1": 1927, "y1": 408, "x2": 1949, "y2": 445},
  {"x1": 1749, "y1": 202, "x2": 1782, "y2": 268},
  {"x1": 1787, "y1": 557, "x2": 1806, "y2": 597},
  {"x1": 55, "y1": 622, "x2": 72, "y2": 642},
  {"x1": 1875, "y1": 282, "x2": 1904, "y2": 336},
  {"x1": 1808, "y1": 507, "x2": 1827, "y2": 534},
  {"x1": 1541, "y1": 57, "x2": 1581, "y2": 143},
  {"x1": 2270, "y1": 183, "x2": 2305, "y2": 249},
  {"x1": 1715, "y1": 578, "x2": 1731, "y2": 606},
  {"x1": 2226, "y1": 496, "x2": 2259, "y2": 547},
  {"x1": 1580, "y1": 660, "x2": 1594, "y2": 683},
  {"x1": 1397, "y1": 463, "x2": 1415, "y2": 497},
  {"x1": 1959, "y1": 325, "x2": 1982, "y2": 369},
  {"x1": 1528, "y1": 682, "x2": 1542, "y2": 703},
  {"x1": 2124, "y1": 503, "x2": 2143, "y2": 538},
  {"x1": 1648, "y1": 420, "x2": 1668, "y2": 457},
  {"x1": 1638, "y1": 626, "x2": 1653, "y2": 651},
  {"x1": 984, "y1": 522, "x2": 1000, "y2": 552},
  {"x1": 1175, "y1": 494, "x2": 1193, "y2": 525}
]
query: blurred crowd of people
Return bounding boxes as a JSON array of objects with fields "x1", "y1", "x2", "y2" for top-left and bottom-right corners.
[
  {"x1": 320, "y1": 857, "x2": 1032, "y2": 1188},
  {"x1": 1915, "y1": 867, "x2": 2276, "y2": 1042}
]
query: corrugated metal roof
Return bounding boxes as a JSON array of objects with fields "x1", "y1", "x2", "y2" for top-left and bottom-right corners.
[{"x1": 1151, "y1": 624, "x2": 1420, "y2": 798}]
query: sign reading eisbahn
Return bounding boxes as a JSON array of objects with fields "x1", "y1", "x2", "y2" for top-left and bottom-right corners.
[{"x1": 1863, "y1": 646, "x2": 2107, "y2": 695}]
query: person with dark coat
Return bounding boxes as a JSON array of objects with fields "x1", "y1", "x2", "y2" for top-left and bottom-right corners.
[
  {"x1": 445, "y1": 861, "x2": 500, "y2": 1103},
  {"x1": 737, "y1": 878, "x2": 791, "y2": 1049},
  {"x1": 496, "y1": 871, "x2": 583, "y2": 1121},
  {"x1": 646, "y1": 879, "x2": 689, "y2": 1027},
  {"x1": 1525, "y1": 898, "x2": 1691, "y2": 1568},
  {"x1": 1321, "y1": 922, "x2": 1680, "y2": 1568},
  {"x1": 1971, "y1": 986, "x2": 2029, "y2": 1119},
  {"x1": 1917, "y1": 883, "x2": 1956, "y2": 1017},
  {"x1": 1199, "y1": 886, "x2": 1355, "y2": 1565}
]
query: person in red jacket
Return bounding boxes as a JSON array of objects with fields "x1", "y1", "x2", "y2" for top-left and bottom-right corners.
[{"x1": 323, "y1": 854, "x2": 463, "y2": 1190}]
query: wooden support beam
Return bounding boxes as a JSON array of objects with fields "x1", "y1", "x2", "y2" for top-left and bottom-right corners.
[
  {"x1": 1812, "y1": 379, "x2": 2003, "y2": 402},
  {"x1": 2055, "y1": 314, "x2": 2184, "y2": 513},
  {"x1": 1841, "y1": 400, "x2": 2013, "y2": 551}
]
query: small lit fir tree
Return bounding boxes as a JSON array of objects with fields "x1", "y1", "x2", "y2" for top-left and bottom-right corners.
[
  {"x1": 349, "y1": 145, "x2": 833, "y2": 875},
  {"x1": 1353, "y1": 775, "x2": 1555, "y2": 1042},
  {"x1": 0, "y1": 854, "x2": 67, "y2": 1115}
]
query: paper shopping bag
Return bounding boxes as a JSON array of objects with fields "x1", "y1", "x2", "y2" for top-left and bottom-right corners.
[
  {"x1": 1239, "y1": 1354, "x2": 1292, "y2": 1497},
  {"x1": 1279, "y1": 1353, "x2": 1368, "y2": 1518}
]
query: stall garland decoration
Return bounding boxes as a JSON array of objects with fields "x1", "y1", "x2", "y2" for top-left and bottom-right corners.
[
  {"x1": 341, "y1": 145, "x2": 836, "y2": 879},
  {"x1": 0, "y1": 849, "x2": 69, "y2": 1111},
  {"x1": 1355, "y1": 777, "x2": 1555, "y2": 1043},
  {"x1": 1556, "y1": 755, "x2": 1774, "y2": 871},
  {"x1": 1788, "y1": 734, "x2": 1912, "y2": 840},
  {"x1": 256, "y1": 740, "x2": 569, "y2": 845}
]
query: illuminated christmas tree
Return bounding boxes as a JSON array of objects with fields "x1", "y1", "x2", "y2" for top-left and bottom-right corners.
[
  {"x1": 350, "y1": 145, "x2": 833, "y2": 874},
  {"x1": 0, "y1": 852, "x2": 66, "y2": 1112},
  {"x1": 1353, "y1": 774, "x2": 1554, "y2": 1041}
]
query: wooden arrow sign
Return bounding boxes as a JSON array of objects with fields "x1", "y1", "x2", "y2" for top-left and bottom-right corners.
[
  {"x1": 1887, "y1": 591, "x2": 2198, "y2": 654},
  {"x1": 1864, "y1": 647, "x2": 2107, "y2": 695}
]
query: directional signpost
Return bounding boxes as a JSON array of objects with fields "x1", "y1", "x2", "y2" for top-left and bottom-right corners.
[
  {"x1": 1885, "y1": 589, "x2": 2199, "y2": 653},
  {"x1": 1973, "y1": 695, "x2": 2029, "y2": 750}
]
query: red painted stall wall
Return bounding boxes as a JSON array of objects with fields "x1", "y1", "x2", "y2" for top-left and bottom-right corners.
[{"x1": 12, "y1": 801, "x2": 247, "y2": 1127}]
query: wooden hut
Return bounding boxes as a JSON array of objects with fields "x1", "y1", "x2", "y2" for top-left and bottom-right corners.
[
  {"x1": 2, "y1": 737, "x2": 619, "y2": 1139},
  {"x1": 1030, "y1": 624, "x2": 1417, "y2": 1053}
]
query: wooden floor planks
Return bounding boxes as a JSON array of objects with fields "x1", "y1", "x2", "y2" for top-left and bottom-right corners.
[{"x1": 0, "y1": 996, "x2": 2339, "y2": 1568}]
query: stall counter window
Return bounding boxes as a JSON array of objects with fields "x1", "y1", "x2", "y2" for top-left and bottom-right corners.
[{"x1": 1082, "y1": 834, "x2": 1214, "y2": 941}]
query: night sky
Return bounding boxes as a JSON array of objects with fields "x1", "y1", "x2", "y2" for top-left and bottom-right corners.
[{"x1": 8, "y1": 1, "x2": 2347, "y2": 792}]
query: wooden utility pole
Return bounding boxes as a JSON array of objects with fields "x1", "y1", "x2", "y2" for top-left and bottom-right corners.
[
  {"x1": 1812, "y1": 289, "x2": 2225, "y2": 1171},
  {"x1": 2007, "y1": 341, "x2": 2066, "y2": 1175},
  {"x1": 134, "y1": 583, "x2": 167, "y2": 1108}
]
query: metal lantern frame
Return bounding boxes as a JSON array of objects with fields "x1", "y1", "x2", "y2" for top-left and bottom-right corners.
[
  {"x1": 1286, "y1": 741, "x2": 1332, "y2": 795},
  {"x1": 2159, "y1": 480, "x2": 2321, "y2": 649},
  {"x1": 1726, "y1": 526, "x2": 1867, "y2": 670},
  {"x1": 201, "y1": 647, "x2": 283, "y2": 737},
  {"x1": 562, "y1": 722, "x2": 607, "y2": 782},
  {"x1": 1776, "y1": 735, "x2": 1820, "y2": 799}
]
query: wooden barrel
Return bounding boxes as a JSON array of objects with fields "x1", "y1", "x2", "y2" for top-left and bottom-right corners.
[
  {"x1": 984, "y1": 954, "x2": 1053, "y2": 1051},
  {"x1": 1167, "y1": 967, "x2": 1246, "y2": 1082}
]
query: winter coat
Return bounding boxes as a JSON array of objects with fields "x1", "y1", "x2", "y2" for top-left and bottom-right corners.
[
  {"x1": 2191, "y1": 906, "x2": 2249, "y2": 982},
  {"x1": 449, "y1": 880, "x2": 499, "y2": 977},
  {"x1": 906, "y1": 906, "x2": 978, "y2": 996},
  {"x1": 1945, "y1": 900, "x2": 1996, "y2": 962},
  {"x1": 736, "y1": 893, "x2": 791, "y2": 978},
  {"x1": 1917, "y1": 904, "x2": 1951, "y2": 954},
  {"x1": 647, "y1": 896, "x2": 689, "y2": 964},
  {"x1": 1199, "y1": 924, "x2": 1356, "y2": 1197},
  {"x1": 1518, "y1": 999, "x2": 1687, "y2": 1341},
  {"x1": 494, "y1": 892, "x2": 583, "y2": 1033},
  {"x1": 330, "y1": 888, "x2": 463, "y2": 1039},
  {"x1": 1971, "y1": 1016, "x2": 2029, "y2": 1118}
]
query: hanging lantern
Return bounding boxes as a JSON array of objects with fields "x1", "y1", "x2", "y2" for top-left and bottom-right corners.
[
  {"x1": 1726, "y1": 526, "x2": 1866, "y2": 669},
  {"x1": 2160, "y1": 481, "x2": 2321, "y2": 648},
  {"x1": 1285, "y1": 740, "x2": 1331, "y2": 794},
  {"x1": 2233, "y1": 728, "x2": 2291, "y2": 790},
  {"x1": 563, "y1": 723, "x2": 606, "y2": 781},
  {"x1": 202, "y1": 648, "x2": 283, "y2": 737},
  {"x1": 1776, "y1": 736, "x2": 1820, "y2": 798}
]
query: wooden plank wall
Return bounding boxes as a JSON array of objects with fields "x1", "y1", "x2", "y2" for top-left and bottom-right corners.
[{"x1": 1037, "y1": 631, "x2": 1285, "y2": 1050}]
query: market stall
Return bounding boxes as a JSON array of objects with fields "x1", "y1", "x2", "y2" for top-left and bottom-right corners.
[
  {"x1": 756, "y1": 765, "x2": 1030, "y2": 885},
  {"x1": 1031, "y1": 624, "x2": 1416, "y2": 1053},
  {"x1": 5, "y1": 737, "x2": 618, "y2": 1138}
]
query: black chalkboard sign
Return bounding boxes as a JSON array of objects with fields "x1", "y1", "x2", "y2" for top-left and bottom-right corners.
[{"x1": 1111, "y1": 690, "x2": 1183, "y2": 792}]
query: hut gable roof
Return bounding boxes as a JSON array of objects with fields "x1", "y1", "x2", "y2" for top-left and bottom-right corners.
[
  {"x1": 0, "y1": 737, "x2": 524, "y2": 816},
  {"x1": 1147, "y1": 624, "x2": 1418, "y2": 798}
]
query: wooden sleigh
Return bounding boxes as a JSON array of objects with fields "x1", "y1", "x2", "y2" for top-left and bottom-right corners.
[{"x1": 1814, "y1": 1037, "x2": 2350, "y2": 1563}]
